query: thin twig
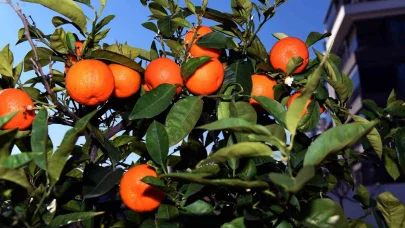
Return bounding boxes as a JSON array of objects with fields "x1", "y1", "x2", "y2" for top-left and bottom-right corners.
[{"x1": 7, "y1": 0, "x2": 79, "y2": 122}]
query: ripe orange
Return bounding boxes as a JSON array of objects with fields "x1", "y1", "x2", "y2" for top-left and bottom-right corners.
[
  {"x1": 286, "y1": 92, "x2": 325, "y2": 117},
  {"x1": 269, "y1": 37, "x2": 309, "y2": 74},
  {"x1": 119, "y1": 164, "x2": 165, "y2": 213},
  {"x1": 144, "y1": 58, "x2": 183, "y2": 95},
  {"x1": 0, "y1": 88, "x2": 35, "y2": 130},
  {"x1": 108, "y1": 64, "x2": 141, "y2": 98},
  {"x1": 185, "y1": 58, "x2": 224, "y2": 95},
  {"x1": 249, "y1": 74, "x2": 278, "y2": 105},
  {"x1": 184, "y1": 26, "x2": 221, "y2": 58},
  {"x1": 65, "y1": 41, "x2": 84, "y2": 72},
  {"x1": 66, "y1": 59, "x2": 115, "y2": 106}
]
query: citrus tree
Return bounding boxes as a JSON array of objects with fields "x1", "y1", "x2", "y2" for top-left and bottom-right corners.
[{"x1": 1, "y1": 0, "x2": 405, "y2": 227}]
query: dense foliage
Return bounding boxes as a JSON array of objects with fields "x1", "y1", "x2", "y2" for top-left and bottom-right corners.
[{"x1": 1, "y1": 0, "x2": 405, "y2": 227}]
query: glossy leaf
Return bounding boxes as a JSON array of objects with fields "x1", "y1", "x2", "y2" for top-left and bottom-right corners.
[
  {"x1": 150, "y1": 41, "x2": 159, "y2": 61},
  {"x1": 1, "y1": 152, "x2": 43, "y2": 169},
  {"x1": 24, "y1": 47, "x2": 53, "y2": 72},
  {"x1": 224, "y1": 60, "x2": 253, "y2": 95},
  {"x1": 165, "y1": 40, "x2": 184, "y2": 58},
  {"x1": 377, "y1": 192, "x2": 405, "y2": 228},
  {"x1": 184, "y1": 183, "x2": 204, "y2": 200},
  {"x1": 395, "y1": 127, "x2": 405, "y2": 173},
  {"x1": 272, "y1": 33, "x2": 288, "y2": 40},
  {"x1": 352, "y1": 115, "x2": 382, "y2": 159},
  {"x1": 286, "y1": 56, "x2": 303, "y2": 75},
  {"x1": 304, "y1": 120, "x2": 378, "y2": 166},
  {"x1": 183, "y1": 200, "x2": 213, "y2": 216},
  {"x1": 157, "y1": 17, "x2": 179, "y2": 37},
  {"x1": 158, "y1": 204, "x2": 179, "y2": 227},
  {"x1": 85, "y1": 50, "x2": 144, "y2": 72},
  {"x1": 48, "y1": 110, "x2": 98, "y2": 184},
  {"x1": 142, "y1": 21, "x2": 159, "y2": 33},
  {"x1": 95, "y1": 15, "x2": 115, "y2": 32},
  {"x1": 198, "y1": 117, "x2": 270, "y2": 136},
  {"x1": 197, "y1": 142, "x2": 273, "y2": 167},
  {"x1": 83, "y1": 165, "x2": 124, "y2": 198},
  {"x1": 181, "y1": 56, "x2": 211, "y2": 80},
  {"x1": 305, "y1": 32, "x2": 331, "y2": 47},
  {"x1": 385, "y1": 154, "x2": 401, "y2": 180},
  {"x1": 50, "y1": 28, "x2": 68, "y2": 54},
  {"x1": 302, "y1": 199, "x2": 348, "y2": 228},
  {"x1": 387, "y1": 89, "x2": 396, "y2": 106},
  {"x1": 31, "y1": 108, "x2": 48, "y2": 170},
  {"x1": 130, "y1": 84, "x2": 177, "y2": 120},
  {"x1": 195, "y1": 32, "x2": 236, "y2": 49},
  {"x1": 146, "y1": 121, "x2": 169, "y2": 166},
  {"x1": 166, "y1": 96, "x2": 203, "y2": 146},
  {"x1": 253, "y1": 96, "x2": 286, "y2": 126},
  {"x1": 298, "y1": 100, "x2": 320, "y2": 132},
  {"x1": 0, "y1": 111, "x2": 18, "y2": 129},
  {"x1": 22, "y1": 0, "x2": 87, "y2": 33},
  {"x1": 270, "y1": 166, "x2": 315, "y2": 193},
  {"x1": 385, "y1": 105, "x2": 405, "y2": 117},
  {"x1": 354, "y1": 184, "x2": 370, "y2": 207},
  {"x1": 49, "y1": 212, "x2": 104, "y2": 227}
]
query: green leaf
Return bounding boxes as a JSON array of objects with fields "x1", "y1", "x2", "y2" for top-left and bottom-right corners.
[
  {"x1": 129, "y1": 84, "x2": 177, "y2": 120},
  {"x1": 31, "y1": 108, "x2": 48, "y2": 170},
  {"x1": 83, "y1": 164, "x2": 124, "y2": 198},
  {"x1": 286, "y1": 56, "x2": 304, "y2": 75},
  {"x1": 181, "y1": 57, "x2": 211, "y2": 80},
  {"x1": 385, "y1": 154, "x2": 401, "y2": 180},
  {"x1": 298, "y1": 100, "x2": 321, "y2": 132},
  {"x1": 158, "y1": 204, "x2": 179, "y2": 227},
  {"x1": 162, "y1": 171, "x2": 269, "y2": 189},
  {"x1": 94, "y1": 28, "x2": 110, "y2": 43},
  {"x1": 183, "y1": 200, "x2": 213, "y2": 216},
  {"x1": 303, "y1": 120, "x2": 378, "y2": 166},
  {"x1": 354, "y1": 184, "x2": 370, "y2": 207},
  {"x1": 172, "y1": 17, "x2": 192, "y2": 28},
  {"x1": 305, "y1": 32, "x2": 331, "y2": 47},
  {"x1": 352, "y1": 115, "x2": 382, "y2": 159},
  {"x1": 183, "y1": 183, "x2": 204, "y2": 200},
  {"x1": 224, "y1": 60, "x2": 253, "y2": 96},
  {"x1": 49, "y1": 212, "x2": 104, "y2": 228},
  {"x1": 230, "y1": 101, "x2": 257, "y2": 124},
  {"x1": 166, "y1": 96, "x2": 203, "y2": 146},
  {"x1": 395, "y1": 127, "x2": 405, "y2": 174},
  {"x1": 146, "y1": 121, "x2": 169, "y2": 166},
  {"x1": 142, "y1": 22, "x2": 159, "y2": 33},
  {"x1": 272, "y1": 33, "x2": 288, "y2": 40},
  {"x1": 385, "y1": 105, "x2": 405, "y2": 117},
  {"x1": 66, "y1": 32, "x2": 76, "y2": 53},
  {"x1": 377, "y1": 192, "x2": 405, "y2": 228},
  {"x1": 165, "y1": 40, "x2": 184, "y2": 58},
  {"x1": 185, "y1": 0, "x2": 196, "y2": 14},
  {"x1": 150, "y1": 41, "x2": 159, "y2": 61},
  {"x1": 325, "y1": 78, "x2": 348, "y2": 102},
  {"x1": 52, "y1": 16, "x2": 84, "y2": 35},
  {"x1": 149, "y1": 2, "x2": 168, "y2": 18},
  {"x1": 50, "y1": 28, "x2": 68, "y2": 54},
  {"x1": 24, "y1": 47, "x2": 53, "y2": 72},
  {"x1": 1, "y1": 152, "x2": 43, "y2": 169},
  {"x1": 253, "y1": 96, "x2": 286, "y2": 127},
  {"x1": 0, "y1": 51, "x2": 14, "y2": 77},
  {"x1": 22, "y1": 0, "x2": 87, "y2": 34},
  {"x1": 0, "y1": 111, "x2": 18, "y2": 129},
  {"x1": 270, "y1": 166, "x2": 315, "y2": 193},
  {"x1": 85, "y1": 50, "x2": 144, "y2": 72},
  {"x1": 1, "y1": 44, "x2": 14, "y2": 65},
  {"x1": 105, "y1": 44, "x2": 150, "y2": 60},
  {"x1": 157, "y1": 17, "x2": 179, "y2": 37},
  {"x1": 286, "y1": 67, "x2": 322, "y2": 135},
  {"x1": 198, "y1": 118, "x2": 271, "y2": 136},
  {"x1": 221, "y1": 217, "x2": 245, "y2": 228},
  {"x1": 247, "y1": 36, "x2": 268, "y2": 62},
  {"x1": 11, "y1": 61, "x2": 23, "y2": 87},
  {"x1": 140, "y1": 219, "x2": 156, "y2": 228},
  {"x1": 265, "y1": 124, "x2": 286, "y2": 143},
  {"x1": 195, "y1": 32, "x2": 236, "y2": 49},
  {"x1": 48, "y1": 110, "x2": 98, "y2": 184},
  {"x1": 348, "y1": 219, "x2": 373, "y2": 228},
  {"x1": 387, "y1": 89, "x2": 396, "y2": 106},
  {"x1": 87, "y1": 125, "x2": 121, "y2": 167},
  {"x1": 302, "y1": 199, "x2": 348, "y2": 228},
  {"x1": 95, "y1": 15, "x2": 115, "y2": 33},
  {"x1": 197, "y1": 142, "x2": 273, "y2": 167}
]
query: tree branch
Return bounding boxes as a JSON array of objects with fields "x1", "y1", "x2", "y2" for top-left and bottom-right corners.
[{"x1": 7, "y1": 0, "x2": 79, "y2": 122}]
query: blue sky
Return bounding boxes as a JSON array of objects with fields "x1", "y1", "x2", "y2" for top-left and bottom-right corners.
[{"x1": 1, "y1": 0, "x2": 330, "y2": 152}]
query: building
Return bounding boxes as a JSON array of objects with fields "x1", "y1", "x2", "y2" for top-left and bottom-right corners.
[{"x1": 324, "y1": 0, "x2": 405, "y2": 113}]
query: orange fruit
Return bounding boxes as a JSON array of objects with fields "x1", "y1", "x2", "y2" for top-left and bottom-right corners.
[
  {"x1": 269, "y1": 37, "x2": 309, "y2": 74},
  {"x1": 144, "y1": 58, "x2": 183, "y2": 95},
  {"x1": 184, "y1": 26, "x2": 221, "y2": 59},
  {"x1": 0, "y1": 88, "x2": 35, "y2": 130},
  {"x1": 119, "y1": 164, "x2": 165, "y2": 213},
  {"x1": 108, "y1": 64, "x2": 141, "y2": 98},
  {"x1": 286, "y1": 92, "x2": 325, "y2": 117},
  {"x1": 66, "y1": 59, "x2": 115, "y2": 106},
  {"x1": 185, "y1": 58, "x2": 224, "y2": 95},
  {"x1": 65, "y1": 41, "x2": 84, "y2": 73},
  {"x1": 249, "y1": 74, "x2": 278, "y2": 105}
]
